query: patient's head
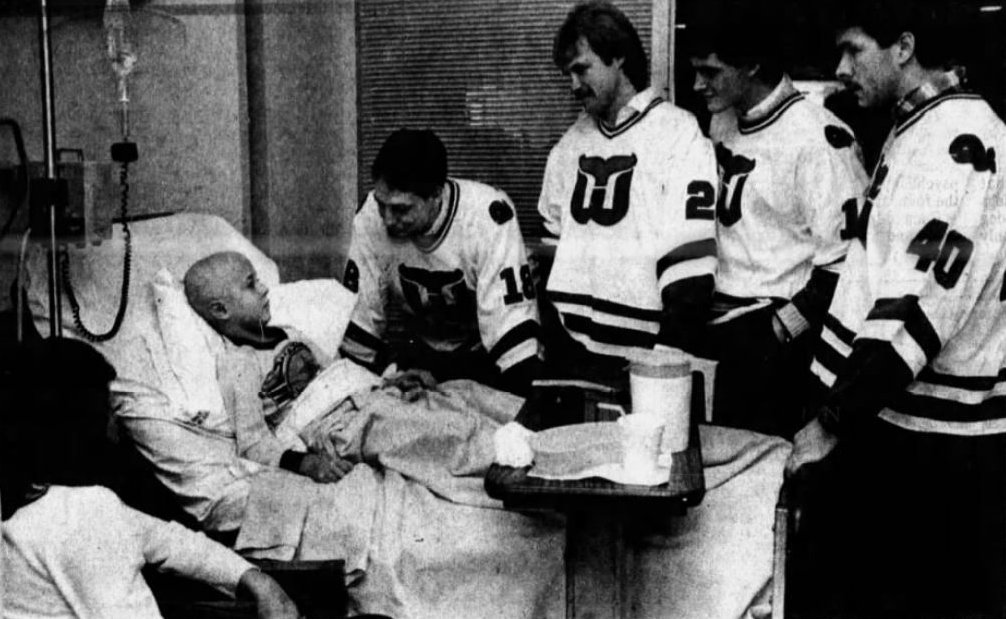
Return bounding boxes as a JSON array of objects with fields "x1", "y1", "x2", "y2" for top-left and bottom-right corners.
[
  {"x1": 0, "y1": 338, "x2": 117, "y2": 518},
  {"x1": 184, "y1": 251, "x2": 272, "y2": 345}
]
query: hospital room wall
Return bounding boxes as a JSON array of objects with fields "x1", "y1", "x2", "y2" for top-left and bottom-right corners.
[{"x1": 0, "y1": 0, "x2": 356, "y2": 304}]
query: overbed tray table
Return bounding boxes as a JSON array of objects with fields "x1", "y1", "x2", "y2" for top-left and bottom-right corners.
[{"x1": 484, "y1": 371, "x2": 707, "y2": 618}]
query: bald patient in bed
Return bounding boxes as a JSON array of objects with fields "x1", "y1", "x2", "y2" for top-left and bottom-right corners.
[
  {"x1": 123, "y1": 248, "x2": 785, "y2": 619},
  {"x1": 184, "y1": 251, "x2": 354, "y2": 482},
  {"x1": 182, "y1": 251, "x2": 511, "y2": 495}
]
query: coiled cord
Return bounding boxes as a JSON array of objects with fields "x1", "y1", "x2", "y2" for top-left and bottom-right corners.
[{"x1": 61, "y1": 160, "x2": 132, "y2": 343}]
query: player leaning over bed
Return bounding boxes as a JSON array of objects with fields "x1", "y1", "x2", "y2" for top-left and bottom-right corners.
[{"x1": 340, "y1": 128, "x2": 542, "y2": 396}]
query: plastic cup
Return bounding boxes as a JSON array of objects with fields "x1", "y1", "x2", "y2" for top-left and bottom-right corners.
[
  {"x1": 617, "y1": 413, "x2": 664, "y2": 482},
  {"x1": 629, "y1": 348, "x2": 692, "y2": 454}
]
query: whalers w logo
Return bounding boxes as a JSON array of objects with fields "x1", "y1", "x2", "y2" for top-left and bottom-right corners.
[
  {"x1": 571, "y1": 154, "x2": 638, "y2": 226},
  {"x1": 715, "y1": 144, "x2": 756, "y2": 227},
  {"x1": 398, "y1": 265, "x2": 473, "y2": 324}
]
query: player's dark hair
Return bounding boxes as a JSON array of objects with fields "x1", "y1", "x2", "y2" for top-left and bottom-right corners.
[
  {"x1": 836, "y1": 0, "x2": 969, "y2": 70},
  {"x1": 683, "y1": 0, "x2": 785, "y2": 85},
  {"x1": 553, "y1": 1, "x2": 650, "y2": 91},
  {"x1": 0, "y1": 338, "x2": 117, "y2": 519},
  {"x1": 371, "y1": 128, "x2": 448, "y2": 199}
]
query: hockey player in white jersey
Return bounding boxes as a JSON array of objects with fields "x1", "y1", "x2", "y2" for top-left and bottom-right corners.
[
  {"x1": 785, "y1": 1, "x2": 1006, "y2": 616},
  {"x1": 341, "y1": 129, "x2": 542, "y2": 395},
  {"x1": 538, "y1": 0, "x2": 718, "y2": 377},
  {"x1": 686, "y1": 5, "x2": 869, "y2": 438}
]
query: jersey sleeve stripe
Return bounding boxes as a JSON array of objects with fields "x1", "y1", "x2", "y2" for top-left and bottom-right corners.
[
  {"x1": 344, "y1": 321, "x2": 385, "y2": 352},
  {"x1": 916, "y1": 367, "x2": 1006, "y2": 392},
  {"x1": 655, "y1": 239, "x2": 717, "y2": 280},
  {"x1": 823, "y1": 313, "x2": 856, "y2": 347},
  {"x1": 820, "y1": 324, "x2": 853, "y2": 358},
  {"x1": 496, "y1": 340, "x2": 540, "y2": 372},
  {"x1": 814, "y1": 336, "x2": 849, "y2": 379},
  {"x1": 548, "y1": 290, "x2": 662, "y2": 322},
  {"x1": 889, "y1": 392, "x2": 1006, "y2": 424},
  {"x1": 866, "y1": 295, "x2": 942, "y2": 361},
  {"x1": 657, "y1": 255, "x2": 717, "y2": 292},
  {"x1": 487, "y1": 320, "x2": 541, "y2": 363},
  {"x1": 811, "y1": 358, "x2": 838, "y2": 387},
  {"x1": 561, "y1": 313, "x2": 657, "y2": 349},
  {"x1": 341, "y1": 322, "x2": 387, "y2": 367},
  {"x1": 907, "y1": 376, "x2": 1006, "y2": 405},
  {"x1": 790, "y1": 267, "x2": 840, "y2": 329}
]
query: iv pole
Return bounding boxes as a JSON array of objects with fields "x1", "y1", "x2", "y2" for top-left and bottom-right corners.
[{"x1": 36, "y1": 0, "x2": 63, "y2": 338}]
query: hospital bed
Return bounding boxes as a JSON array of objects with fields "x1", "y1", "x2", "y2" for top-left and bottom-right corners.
[
  {"x1": 18, "y1": 212, "x2": 792, "y2": 619},
  {"x1": 20, "y1": 212, "x2": 566, "y2": 619}
]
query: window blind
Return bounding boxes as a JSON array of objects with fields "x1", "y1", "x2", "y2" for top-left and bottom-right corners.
[{"x1": 357, "y1": 0, "x2": 653, "y2": 239}]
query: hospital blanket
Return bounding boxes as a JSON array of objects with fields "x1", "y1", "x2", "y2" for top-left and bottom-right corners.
[
  {"x1": 237, "y1": 464, "x2": 565, "y2": 619},
  {"x1": 295, "y1": 377, "x2": 520, "y2": 508}
]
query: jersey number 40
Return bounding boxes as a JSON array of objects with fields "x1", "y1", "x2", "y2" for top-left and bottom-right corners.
[{"x1": 907, "y1": 218, "x2": 974, "y2": 290}]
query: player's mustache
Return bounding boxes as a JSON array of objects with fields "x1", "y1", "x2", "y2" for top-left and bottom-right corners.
[{"x1": 573, "y1": 87, "x2": 593, "y2": 100}]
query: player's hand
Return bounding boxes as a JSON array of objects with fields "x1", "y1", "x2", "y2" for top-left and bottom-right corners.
[
  {"x1": 770, "y1": 313, "x2": 791, "y2": 344},
  {"x1": 786, "y1": 417, "x2": 838, "y2": 476},
  {"x1": 237, "y1": 568, "x2": 301, "y2": 619},
  {"x1": 383, "y1": 368, "x2": 440, "y2": 402},
  {"x1": 299, "y1": 452, "x2": 353, "y2": 483}
]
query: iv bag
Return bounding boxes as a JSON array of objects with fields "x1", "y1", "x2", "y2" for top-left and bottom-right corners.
[{"x1": 103, "y1": 0, "x2": 136, "y2": 96}]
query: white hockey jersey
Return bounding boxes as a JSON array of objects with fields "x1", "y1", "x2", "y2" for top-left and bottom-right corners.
[
  {"x1": 710, "y1": 79, "x2": 868, "y2": 303},
  {"x1": 538, "y1": 88, "x2": 718, "y2": 359},
  {"x1": 342, "y1": 178, "x2": 540, "y2": 374},
  {"x1": 813, "y1": 91, "x2": 1006, "y2": 435}
]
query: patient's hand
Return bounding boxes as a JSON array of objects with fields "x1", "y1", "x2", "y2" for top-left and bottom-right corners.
[
  {"x1": 298, "y1": 452, "x2": 353, "y2": 483},
  {"x1": 382, "y1": 368, "x2": 440, "y2": 402}
]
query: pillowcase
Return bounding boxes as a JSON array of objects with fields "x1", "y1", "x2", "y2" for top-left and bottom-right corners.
[
  {"x1": 151, "y1": 268, "x2": 227, "y2": 423},
  {"x1": 266, "y1": 279, "x2": 357, "y2": 358}
]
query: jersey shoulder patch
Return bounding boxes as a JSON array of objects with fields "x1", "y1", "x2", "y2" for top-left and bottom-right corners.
[
  {"x1": 343, "y1": 259, "x2": 359, "y2": 293},
  {"x1": 824, "y1": 125, "x2": 855, "y2": 149},
  {"x1": 949, "y1": 133, "x2": 997, "y2": 173},
  {"x1": 489, "y1": 199, "x2": 514, "y2": 225}
]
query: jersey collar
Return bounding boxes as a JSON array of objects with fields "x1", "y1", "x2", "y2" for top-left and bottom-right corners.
[
  {"x1": 414, "y1": 178, "x2": 459, "y2": 253},
  {"x1": 893, "y1": 71, "x2": 977, "y2": 136},
  {"x1": 738, "y1": 76, "x2": 803, "y2": 134},
  {"x1": 596, "y1": 87, "x2": 663, "y2": 138}
]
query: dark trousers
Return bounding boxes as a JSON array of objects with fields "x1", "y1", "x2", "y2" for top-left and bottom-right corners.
[
  {"x1": 705, "y1": 306, "x2": 816, "y2": 439},
  {"x1": 792, "y1": 419, "x2": 1006, "y2": 619}
]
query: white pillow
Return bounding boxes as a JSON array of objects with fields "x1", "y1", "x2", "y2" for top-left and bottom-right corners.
[
  {"x1": 151, "y1": 268, "x2": 227, "y2": 423},
  {"x1": 267, "y1": 279, "x2": 357, "y2": 357}
]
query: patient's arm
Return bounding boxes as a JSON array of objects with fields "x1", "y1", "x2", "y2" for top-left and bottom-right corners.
[
  {"x1": 222, "y1": 351, "x2": 295, "y2": 468},
  {"x1": 221, "y1": 346, "x2": 351, "y2": 483}
]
